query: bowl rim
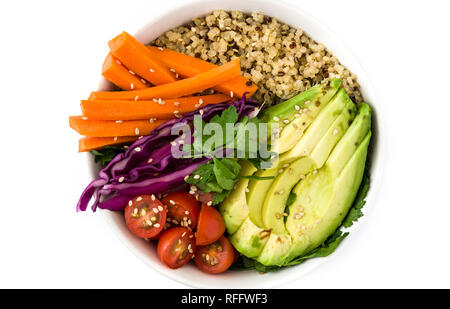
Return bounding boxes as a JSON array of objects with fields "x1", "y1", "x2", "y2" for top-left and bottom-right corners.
[{"x1": 89, "y1": 0, "x2": 386, "y2": 288}]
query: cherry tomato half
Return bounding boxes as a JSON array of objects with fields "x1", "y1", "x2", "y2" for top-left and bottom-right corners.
[
  {"x1": 195, "y1": 204, "x2": 225, "y2": 246},
  {"x1": 157, "y1": 227, "x2": 196, "y2": 269},
  {"x1": 124, "y1": 195, "x2": 167, "y2": 239},
  {"x1": 194, "y1": 236, "x2": 235, "y2": 274},
  {"x1": 162, "y1": 191, "x2": 200, "y2": 229}
]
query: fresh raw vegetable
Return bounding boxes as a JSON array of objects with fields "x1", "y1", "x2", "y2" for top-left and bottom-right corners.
[
  {"x1": 79, "y1": 136, "x2": 138, "y2": 152},
  {"x1": 147, "y1": 46, "x2": 257, "y2": 97},
  {"x1": 88, "y1": 58, "x2": 241, "y2": 101},
  {"x1": 77, "y1": 96, "x2": 258, "y2": 212},
  {"x1": 102, "y1": 53, "x2": 148, "y2": 90},
  {"x1": 124, "y1": 194, "x2": 167, "y2": 239},
  {"x1": 81, "y1": 94, "x2": 230, "y2": 120},
  {"x1": 162, "y1": 191, "x2": 201, "y2": 229},
  {"x1": 69, "y1": 116, "x2": 165, "y2": 137},
  {"x1": 194, "y1": 236, "x2": 236, "y2": 274},
  {"x1": 195, "y1": 204, "x2": 225, "y2": 246},
  {"x1": 109, "y1": 31, "x2": 176, "y2": 85},
  {"x1": 90, "y1": 145, "x2": 128, "y2": 166},
  {"x1": 157, "y1": 227, "x2": 196, "y2": 269}
]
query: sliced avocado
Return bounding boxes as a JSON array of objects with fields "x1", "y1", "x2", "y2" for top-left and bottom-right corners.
[
  {"x1": 257, "y1": 233, "x2": 292, "y2": 266},
  {"x1": 246, "y1": 166, "x2": 280, "y2": 228},
  {"x1": 278, "y1": 88, "x2": 351, "y2": 165},
  {"x1": 308, "y1": 95, "x2": 356, "y2": 167},
  {"x1": 285, "y1": 128, "x2": 371, "y2": 260},
  {"x1": 326, "y1": 103, "x2": 371, "y2": 178},
  {"x1": 277, "y1": 79, "x2": 341, "y2": 154},
  {"x1": 219, "y1": 160, "x2": 257, "y2": 234},
  {"x1": 261, "y1": 157, "x2": 316, "y2": 234},
  {"x1": 229, "y1": 217, "x2": 271, "y2": 258}
]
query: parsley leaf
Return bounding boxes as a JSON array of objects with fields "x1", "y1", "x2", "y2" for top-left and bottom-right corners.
[{"x1": 90, "y1": 146, "x2": 127, "y2": 167}]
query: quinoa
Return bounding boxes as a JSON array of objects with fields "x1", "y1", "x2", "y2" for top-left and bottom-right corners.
[{"x1": 152, "y1": 10, "x2": 362, "y2": 105}]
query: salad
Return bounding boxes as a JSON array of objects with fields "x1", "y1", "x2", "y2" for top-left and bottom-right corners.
[{"x1": 70, "y1": 11, "x2": 371, "y2": 275}]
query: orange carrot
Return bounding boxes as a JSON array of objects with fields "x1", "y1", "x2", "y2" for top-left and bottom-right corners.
[
  {"x1": 102, "y1": 53, "x2": 149, "y2": 90},
  {"x1": 81, "y1": 94, "x2": 230, "y2": 121},
  {"x1": 89, "y1": 58, "x2": 241, "y2": 101},
  {"x1": 147, "y1": 46, "x2": 257, "y2": 97},
  {"x1": 79, "y1": 136, "x2": 138, "y2": 152},
  {"x1": 109, "y1": 31, "x2": 176, "y2": 86},
  {"x1": 69, "y1": 116, "x2": 165, "y2": 137}
]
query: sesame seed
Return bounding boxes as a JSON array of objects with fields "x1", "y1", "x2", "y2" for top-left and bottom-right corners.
[
  {"x1": 278, "y1": 169, "x2": 284, "y2": 174},
  {"x1": 130, "y1": 83, "x2": 134, "y2": 89},
  {"x1": 169, "y1": 200, "x2": 176, "y2": 205},
  {"x1": 175, "y1": 73, "x2": 179, "y2": 79},
  {"x1": 294, "y1": 113, "x2": 301, "y2": 118},
  {"x1": 207, "y1": 201, "x2": 212, "y2": 206},
  {"x1": 193, "y1": 174, "x2": 200, "y2": 179},
  {"x1": 133, "y1": 208, "x2": 138, "y2": 215},
  {"x1": 333, "y1": 129, "x2": 339, "y2": 136},
  {"x1": 189, "y1": 235, "x2": 194, "y2": 238},
  {"x1": 273, "y1": 116, "x2": 280, "y2": 121},
  {"x1": 174, "y1": 102, "x2": 181, "y2": 106},
  {"x1": 173, "y1": 110, "x2": 180, "y2": 114},
  {"x1": 135, "y1": 147, "x2": 141, "y2": 152},
  {"x1": 199, "y1": 99, "x2": 204, "y2": 105},
  {"x1": 154, "y1": 223, "x2": 160, "y2": 228},
  {"x1": 158, "y1": 205, "x2": 164, "y2": 211},
  {"x1": 136, "y1": 196, "x2": 142, "y2": 202},
  {"x1": 182, "y1": 232, "x2": 186, "y2": 237},
  {"x1": 283, "y1": 163, "x2": 290, "y2": 168},
  {"x1": 141, "y1": 79, "x2": 147, "y2": 84},
  {"x1": 149, "y1": 117, "x2": 156, "y2": 123},
  {"x1": 189, "y1": 191, "x2": 195, "y2": 195},
  {"x1": 158, "y1": 47, "x2": 164, "y2": 51},
  {"x1": 151, "y1": 194, "x2": 156, "y2": 201},
  {"x1": 118, "y1": 176, "x2": 125, "y2": 183},
  {"x1": 134, "y1": 95, "x2": 139, "y2": 101},
  {"x1": 115, "y1": 120, "x2": 123, "y2": 123},
  {"x1": 141, "y1": 209, "x2": 146, "y2": 216},
  {"x1": 113, "y1": 136, "x2": 118, "y2": 142},
  {"x1": 158, "y1": 98, "x2": 165, "y2": 105},
  {"x1": 149, "y1": 68, "x2": 155, "y2": 72},
  {"x1": 282, "y1": 212, "x2": 288, "y2": 216},
  {"x1": 152, "y1": 98, "x2": 158, "y2": 103},
  {"x1": 170, "y1": 141, "x2": 177, "y2": 146},
  {"x1": 148, "y1": 158, "x2": 153, "y2": 164},
  {"x1": 153, "y1": 208, "x2": 159, "y2": 214},
  {"x1": 135, "y1": 128, "x2": 140, "y2": 135},
  {"x1": 128, "y1": 200, "x2": 133, "y2": 207},
  {"x1": 191, "y1": 185, "x2": 197, "y2": 191},
  {"x1": 230, "y1": 91, "x2": 234, "y2": 98},
  {"x1": 295, "y1": 105, "x2": 300, "y2": 111},
  {"x1": 115, "y1": 59, "x2": 121, "y2": 65},
  {"x1": 245, "y1": 188, "x2": 249, "y2": 193},
  {"x1": 199, "y1": 109, "x2": 204, "y2": 116},
  {"x1": 313, "y1": 170, "x2": 318, "y2": 175},
  {"x1": 283, "y1": 119, "x2": 289, "y2": 124},
  {"x1": 151, "y1": 216, "x2": 157, "y2": 221},
  {"x1": 82, "y1": 116, "x2": 88, "y2": 120},
  {"x1": 178, "y1": 140, "x2": 184, "y2": 144}
]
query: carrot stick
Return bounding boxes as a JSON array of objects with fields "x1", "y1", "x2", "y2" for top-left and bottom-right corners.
[
  {"x1": 109, "y1": 31, "x2": 176, "y2": 86},
  {"x1": 81, "y1": 94, "x2": 230, "y2": 121},
  {"x1": 102, "y1": 53, "x2": 149, "y2": 90},
  {"x1": 89, "y1": 58, "x2": 241, "y2": 101},
  {"x1": 147, "y1": 46, "x2": 257, "y2": 97},
  {"x1": 69, "y1": 116, "x2": 165, "y2": 137},
  {"x1": 79, "y1": 136, "x2": 138, "y2": 152}
]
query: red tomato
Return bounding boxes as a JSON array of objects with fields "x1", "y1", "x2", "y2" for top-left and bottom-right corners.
[
  {"x1": 124, "y1": 195, "x2": 167, "y2": 239},
  {"x1": 157, "y1": 227, "x2": 196, "y2": 269},
  {"x1": 194, "y1": 236, "x2": 236, "y2": 274},
  {"x1": 162, "y1": 191, "x2": 200, "y2": 229},
  {"x1": 196, "y1": 204, "x2": 225, "y2": 246}
]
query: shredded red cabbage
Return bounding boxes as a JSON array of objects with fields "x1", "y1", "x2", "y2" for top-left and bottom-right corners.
[{"x1": 77, "y1": 94, "x2": 259, "y2": 212}]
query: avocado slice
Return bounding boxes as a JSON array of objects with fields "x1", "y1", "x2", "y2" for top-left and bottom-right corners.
[
  {"x1": 229, "y1": 217, "x2": 271, "y2": 258},
  {"x1": 278, "y1": 88, "x2": 353, "y2": 165},
  {"x1": 326, "y1": 103, "x2": 371, "y2": 178},
  {"x1": 257, "y1": 233, "x2": 293, "y2": 266},
  {"x1": 219, "y1": 160, "x2": 257, "y2": 234},
  {"x1": 261, "y1": 157, "x2": 316, "y2": 235},
  {"x1": 277, "y1": 79, "x2": 341, "y2": 154},
  {"x1": 246, "y1": 166, "x2": 280, "y2": 228},
  {"x1": 284, "y1": 107, "x2": 371, "y2": 261}
]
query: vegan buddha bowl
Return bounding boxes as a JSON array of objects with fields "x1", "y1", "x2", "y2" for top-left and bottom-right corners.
[{"x1": 71, "y1": 1, "x2": 382, "y2": 288}]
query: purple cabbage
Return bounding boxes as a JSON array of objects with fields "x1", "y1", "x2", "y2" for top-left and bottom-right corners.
[{"x1": 77, "y1": 94, "x2": 259, "y2": 212}]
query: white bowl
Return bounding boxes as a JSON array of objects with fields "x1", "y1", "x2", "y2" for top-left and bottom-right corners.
[{"x1": 89, "y1": 0, "x2": 385, "y2": 288}]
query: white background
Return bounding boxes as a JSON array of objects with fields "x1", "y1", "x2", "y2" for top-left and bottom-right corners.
[{"x1": 1, "y1": 0, "x2": 449, "y2": 289}]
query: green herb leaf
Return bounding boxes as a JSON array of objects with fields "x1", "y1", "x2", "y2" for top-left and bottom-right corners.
[
  {"x1": 90, "y1": 146, "x2": 128, "y2": 167},
  {"x1": 286, "y1": 192, "x2": 297, "y2": 207}
]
